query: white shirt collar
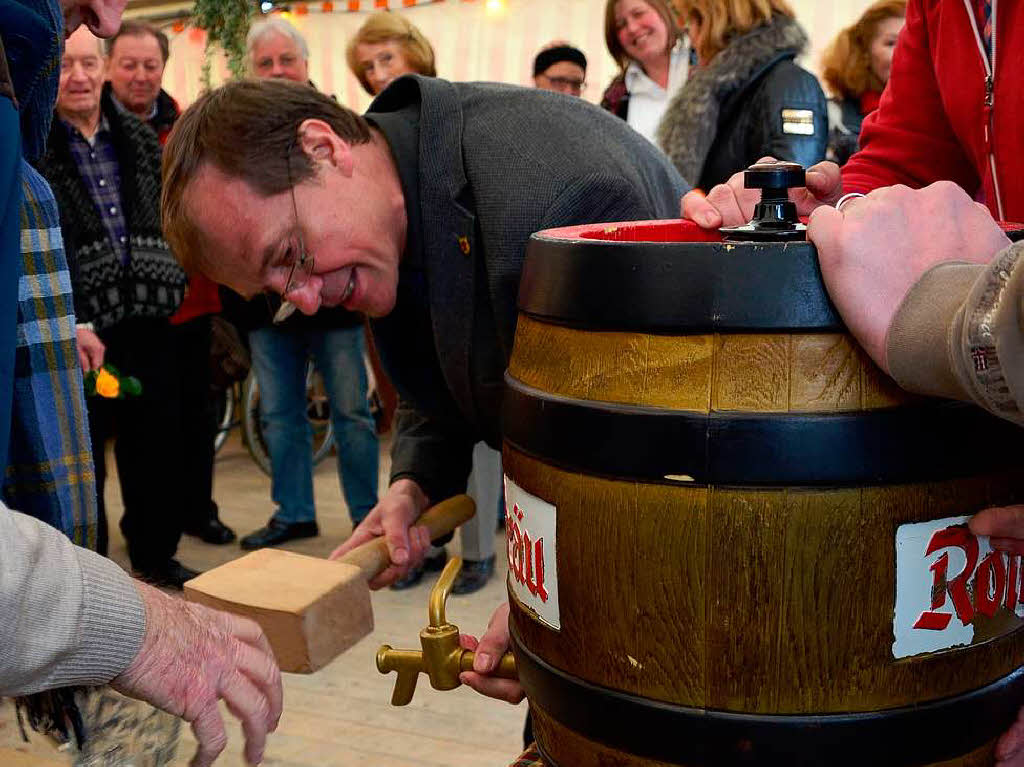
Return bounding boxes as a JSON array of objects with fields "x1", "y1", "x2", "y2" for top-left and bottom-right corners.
[{"x1": 623, "y1": 38, "x2": 691, "y2": 145}]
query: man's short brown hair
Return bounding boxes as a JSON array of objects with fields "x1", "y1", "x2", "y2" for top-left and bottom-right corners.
[
  {"x1": 162, "y1": 78, "x2": 372, "y2": 275},
  {"x1": 106, "y1": 20, "x2": 170, "y2": 63}
]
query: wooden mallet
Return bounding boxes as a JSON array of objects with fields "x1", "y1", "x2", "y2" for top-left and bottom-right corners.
[{"x1": 183, "y1": 495, "x2": 475, "y2": 673}]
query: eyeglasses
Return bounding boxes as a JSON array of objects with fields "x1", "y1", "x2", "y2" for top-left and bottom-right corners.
[
  {"x1": 542, "y1": 75, "x2": 586, "y2": 94},
  {"x1": 271, "y1": 148, "x2": 314, "y2": 324}
]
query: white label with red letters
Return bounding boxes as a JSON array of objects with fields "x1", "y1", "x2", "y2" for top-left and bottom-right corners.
[
  {"x1": 893, "y1": 515, "x2": 1024, "y2": 659},
  {"x1": 504, "y1": 476, "x2": 560, "y2": 631}
]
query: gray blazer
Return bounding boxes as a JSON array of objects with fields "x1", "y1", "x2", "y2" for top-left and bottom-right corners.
[
  {"x1": 0, "y1": 503, "x2": 144, "y2": 695},
  {"x1": 369, "y1": 77, "x2": 689, "y2": 501}
]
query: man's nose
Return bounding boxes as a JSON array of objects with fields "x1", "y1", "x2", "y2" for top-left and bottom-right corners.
[{"x1": 286, "y1": 277, "x2": 323, "y2": 316}]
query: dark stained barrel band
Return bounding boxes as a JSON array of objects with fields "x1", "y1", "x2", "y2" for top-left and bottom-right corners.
[
  {"x1": 512, "y1": 624, "x2": 1024, "y2": 767},
  {"x1": 519, "y1": 235, "x2": 844, "y2": 332},
  {"x1": 502, "y1": 375, "x2": 1024, "y2": 486}
]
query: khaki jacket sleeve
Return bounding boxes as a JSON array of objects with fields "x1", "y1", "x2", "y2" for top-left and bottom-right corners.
[
  {"x1": 887, "y1": 242, "x2": 1024, "y2": 425},
  {"x1": 0, "y1": 503, "x2": 145, "y2": 695}
]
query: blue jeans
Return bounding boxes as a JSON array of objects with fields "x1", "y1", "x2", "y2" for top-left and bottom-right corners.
[{"x1": 249, "y1": 324, "x2": 379, "y2": 526}]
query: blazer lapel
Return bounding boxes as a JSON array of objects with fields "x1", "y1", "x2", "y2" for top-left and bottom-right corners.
[{"x1": 416, "y1": 78, "x2": 479, "y2": 424}]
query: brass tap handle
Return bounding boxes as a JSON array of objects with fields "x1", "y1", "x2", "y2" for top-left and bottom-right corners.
[{"x1": 376, "y1": 645, "x2": 424, "y2": 706}]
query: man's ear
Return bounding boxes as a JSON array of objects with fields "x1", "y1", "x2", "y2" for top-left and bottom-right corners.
[{"x1": 297, "y1": 119, "x2": 354, "y2": 177}]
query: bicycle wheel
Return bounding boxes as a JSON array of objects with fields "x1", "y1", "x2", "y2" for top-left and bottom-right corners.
[
  {"x1": 243, "y1": 362, "x2": 335, "y2": 477},
  {"x1": 304, "y1": 364, "x2": 335, "y2": 466},
  {"x1": 212, "y1": 384, "x2": 235, "y2": 454}
]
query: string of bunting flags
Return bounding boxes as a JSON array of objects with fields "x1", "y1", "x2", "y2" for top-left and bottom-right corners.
[{"x1": 169, "y1": 0, "x2": 505, "y2": 34}]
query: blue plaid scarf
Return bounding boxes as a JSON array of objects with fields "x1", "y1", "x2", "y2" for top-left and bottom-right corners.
[{"x1": 2, "y1": 161, "x2": 97, "y2": 547}]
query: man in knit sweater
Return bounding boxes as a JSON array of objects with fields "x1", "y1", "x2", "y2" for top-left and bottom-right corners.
[
  {"x1": 104, "y1": 19, "x2": 235, "y2": 546},
  {"x1": 1, "y1": 0, "x2": 282, "y2": 763},
  {"x1": 38, "y1": 26, "x2": 195, "y2": 588}
]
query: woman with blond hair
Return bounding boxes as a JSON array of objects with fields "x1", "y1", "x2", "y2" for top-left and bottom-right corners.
[
  {"x1": 600, "y1": 0, "x2": 692, "y2": 145},
  {"x1": 657, "y1": 0, "x2": 826, "y2": 189},
  {"x1": 346, "y1": 11, "x2": 436, "y2": 96},
  {"x1": 821, "y1": 0, "x2": 906, "y2": 166}
]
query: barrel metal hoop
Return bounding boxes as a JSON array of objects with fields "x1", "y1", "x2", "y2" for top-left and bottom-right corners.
[
  {"x1": 518, "y1": 237, "x2": 844, "y2": 332},
  {"x1": 502, "y1": 375, "x2": 1024, "y2": 486},
  {"x1": 512, "y1": 624, "x2": 1024, "y2": 766}
]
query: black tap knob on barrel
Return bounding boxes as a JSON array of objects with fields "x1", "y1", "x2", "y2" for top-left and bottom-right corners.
[{"x1": 720, "y1": 161, "x2": 807, "y2": 242}]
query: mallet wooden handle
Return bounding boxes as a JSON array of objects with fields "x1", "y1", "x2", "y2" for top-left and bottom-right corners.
[{"x1": 336, "y1": 494, "x2": 476, "y2": 580}]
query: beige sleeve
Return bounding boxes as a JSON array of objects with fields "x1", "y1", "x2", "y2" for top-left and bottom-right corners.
[
  {"x1": 886, "y1": 242, "x2": 1024, "y2": 426},
  {"x1": 0, "y1": 504, "x2": 146, "y2": 695}
]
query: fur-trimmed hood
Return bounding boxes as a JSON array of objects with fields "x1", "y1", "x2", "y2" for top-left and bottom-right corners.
[{"x1": 657, "y1": 14, "x2": 809, "y2": 185}]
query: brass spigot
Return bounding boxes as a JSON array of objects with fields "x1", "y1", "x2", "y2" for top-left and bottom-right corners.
[{"x1": 376, "y1": 556, "x2": 517, "y2": 706}]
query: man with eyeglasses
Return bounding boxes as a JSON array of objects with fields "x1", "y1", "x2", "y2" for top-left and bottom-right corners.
[
  {"x1": 161, "y1": 76, "x2": 685, "y2": 592},
  {"x1": 532, "y1": 42, "x2": 587, "y2": 96}
]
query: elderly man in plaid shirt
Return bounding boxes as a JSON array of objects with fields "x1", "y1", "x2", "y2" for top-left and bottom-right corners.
[{"x1": 36, "y1": 25, "x2": 194, "y2": 589}]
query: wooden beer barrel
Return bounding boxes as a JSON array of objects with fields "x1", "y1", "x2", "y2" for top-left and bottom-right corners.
[{"x1": 502, "y1": 219, "x2": 1024, "y2": 767}]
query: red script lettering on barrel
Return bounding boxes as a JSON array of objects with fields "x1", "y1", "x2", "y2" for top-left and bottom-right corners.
[
  {"x1": 504, "y1": 476, "x2": 560, "y2": 631},
  {"x1": 893, "y1": 516, "x2": 1024, "y2": 658}
]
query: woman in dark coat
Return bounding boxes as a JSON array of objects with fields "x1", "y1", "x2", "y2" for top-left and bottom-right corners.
[
  {"x1": 821, "y1": 0, "x2": 906, "y2": 166},
  {"x1": 658, "y1": 0, "x2": 827, "y2": 190}
]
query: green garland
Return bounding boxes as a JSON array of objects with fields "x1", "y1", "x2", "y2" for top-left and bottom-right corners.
[{"x1": 190, "y1": 0, "x2": 254, "y2": 88}]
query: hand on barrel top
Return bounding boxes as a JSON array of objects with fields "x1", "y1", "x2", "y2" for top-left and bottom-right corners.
[
  {"x1": 806, "y1": 181, "x2": 1010, "y2": 373},
  {"x1": 680, "y1": 156, "x2": 843, "y2": 229},
  {"x1": 330, "y1": 478, "x2": 433, "y2": 589},
  {"x1": 111, "y1": 581, "x2": 283, "y2": 767},
  {"x1": 458, "y1": 602, "x2": 525, "y2": 704}
]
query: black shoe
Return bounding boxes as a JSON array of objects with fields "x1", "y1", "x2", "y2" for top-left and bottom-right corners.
[
  {"x1": 184, "y1": 516, "x2": 237, "y2": 545},
  {"x1": 451, "y1": 555, "x2": 496, "y2": 596},
  {"x1": 240, "y1": 519, "x2": 319, "y2": 551},
  {"x1": 134, "y1": 559, "x2": 202, "y2": 591},
  {"x1": 390, "y1": 549, "x2": 448, "y2": 591}
]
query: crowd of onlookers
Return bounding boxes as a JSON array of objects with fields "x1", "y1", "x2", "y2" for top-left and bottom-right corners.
[{"x1": 5, "y1": 0, "x2": 906, "y2": 594}]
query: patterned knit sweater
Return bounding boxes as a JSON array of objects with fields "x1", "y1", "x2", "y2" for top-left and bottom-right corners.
[{"x1": 36, "y1": 91, "x2": 184, "y2": 331}]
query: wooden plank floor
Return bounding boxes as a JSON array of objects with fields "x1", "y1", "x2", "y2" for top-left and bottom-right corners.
[{"x1": 1, "y1": 432, "x2": 525, "y2": 766}]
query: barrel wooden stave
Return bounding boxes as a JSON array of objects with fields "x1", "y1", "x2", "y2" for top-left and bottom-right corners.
[{"x1": 507, "y1": 317, "x2": 911, "y2": 415}]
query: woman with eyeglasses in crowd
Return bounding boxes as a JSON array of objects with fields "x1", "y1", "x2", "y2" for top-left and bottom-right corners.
[
  {"x1": 600, "y1": 0, "x2": 692, "y2": 146},
  {"x1": 820, "y1": 0, "x2": 906, "y2": 166},
  {"x1": 657, "y1": 0, "x2": 827, "y2": 190}
]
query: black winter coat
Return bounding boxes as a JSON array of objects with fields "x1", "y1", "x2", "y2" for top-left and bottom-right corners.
[
  {"x1": 658, "y1": 15, "x2": 827, "y2": 190},
  {"x1": 698, "y1": 54, "x2": 827, "y2": 189}
]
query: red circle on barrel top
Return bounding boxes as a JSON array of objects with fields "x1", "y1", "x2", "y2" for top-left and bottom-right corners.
[{"x1": 532, "y1": 218, "x2": 1024, "y2": 245}]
